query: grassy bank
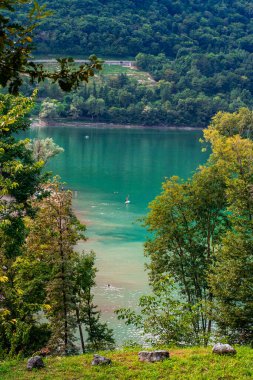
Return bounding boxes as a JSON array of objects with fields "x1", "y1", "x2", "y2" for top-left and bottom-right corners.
[{"x1": 0, "y1": 346, "x2": 252, "y2": 380}]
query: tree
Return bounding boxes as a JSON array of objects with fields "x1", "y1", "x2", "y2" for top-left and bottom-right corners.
[
  {"x1": 27, "y1": 137, "x2": 64, "y2": 163},
  {"x1": 74, "y1": 252, "x2": 114, "y2": 352},
  {"x1": 205, "y1": 114, "x2": 253, "y2": 345},
  {"x1": 0, "y1": 0, "x2": 102, "y2": 94},
  {"x1": 0, "y1": 1, "x2": 107, "y2": 356},
  {"x1": 139, "y1": 107, "x2": 253, "y2": 347},
  {"x1": 207, "y1": 108, "x2": 253, "y2": 139},
  {"x1": 16, "y1": 183, "x2": 114, "y2": 354},
  {"x1": 39, "y1": 98, "x2": 61, "y2": 119},
  {"x1": 117, "y1": 277, "x2": 195, "y2": 346},
  {"x1": 24, "y1": 181, "x2": 86, "y2": 355},
  {"x1": 0, "y1": 93, "x2": 46, "y2": 259},
  {"x1": 85, "y1": 96, "x2": 105, "y2": 119},
  {"x1": 70, "y1": 95, "x2": 86, "y2": 118},
  {"x1": 0, "y1": 93, "x2": 51, "y2": 356},
  {"x1": 143, "y1": 164, "x2": 228, "y2": 345}
]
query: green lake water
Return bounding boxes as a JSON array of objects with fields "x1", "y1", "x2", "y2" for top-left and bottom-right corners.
[{"x1": 27, "y1": 124, "x2": 208, "y2": 345}]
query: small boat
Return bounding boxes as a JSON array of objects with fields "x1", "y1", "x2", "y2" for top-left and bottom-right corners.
[{"x1": 125, "y1": 195, "x2": 130, "y2": 204}]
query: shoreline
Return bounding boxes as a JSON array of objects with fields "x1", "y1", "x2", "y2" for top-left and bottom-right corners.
[{"x1": 31, "y1": 118, "x2": 203, "y2": 131}]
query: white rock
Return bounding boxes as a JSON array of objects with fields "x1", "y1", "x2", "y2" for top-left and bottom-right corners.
[
  {"x1": 212, "y1": 343, "x2": 236, "y2": 355},
  {"x1": 138, "y1": 350, "x2": 170, "y2": 362}
]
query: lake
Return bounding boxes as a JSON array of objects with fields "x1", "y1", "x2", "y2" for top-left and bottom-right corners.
[{"x1": 27, "y1": 124, "x2": 208, "y2": 345}]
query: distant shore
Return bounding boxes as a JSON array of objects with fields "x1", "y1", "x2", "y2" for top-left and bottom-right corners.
[{"x1": 31, "y1": 118, "x2": 203, "y2": 130}]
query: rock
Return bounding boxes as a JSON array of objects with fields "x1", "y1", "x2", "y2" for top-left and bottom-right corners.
[
  {"x1": 138, "y1": 350, "x2": 170, "y2": 363},
  {"x1": 91, "y1": 354, "x2": 112, "y2": 366},
  {"x1": 27, "y1": 356, "x2": 45, "y2": 370},
  {"x1": 212, "y1": 343, "x2": 236, "y2": 355}
]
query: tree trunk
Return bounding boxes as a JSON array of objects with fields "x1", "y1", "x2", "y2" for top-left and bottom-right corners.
[{"x1": 76, "y1": 307, "x2": 85, "y2": 353}]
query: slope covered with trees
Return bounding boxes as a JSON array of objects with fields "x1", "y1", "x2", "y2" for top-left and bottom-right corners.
[
  {"x1": 33, "y1": 0, "x2": 253, "y2": 58},
  {"x1": 17, "y1": 0, "x2": 251, "y2": 127}
]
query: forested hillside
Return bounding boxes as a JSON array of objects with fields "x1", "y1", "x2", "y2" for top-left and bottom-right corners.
[
  {"x1": 18, "y1": 0, "x2": 253, "y2": 126},
  {"x1": 33, "y1": 0, "x2": 253, "y2": 57}
]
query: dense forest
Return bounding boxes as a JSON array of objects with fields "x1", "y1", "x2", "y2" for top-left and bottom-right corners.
[
  {"x1": 15, "y1": 0, "x2": 253, "y2": 126},
  {"x1": 31, "y1": 0, "x2": 253, "y2": 58}
]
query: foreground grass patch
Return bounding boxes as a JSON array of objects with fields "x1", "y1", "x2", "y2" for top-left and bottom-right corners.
[{"x1": 0, "y1": 346, "x2": 252, "y2": 380}]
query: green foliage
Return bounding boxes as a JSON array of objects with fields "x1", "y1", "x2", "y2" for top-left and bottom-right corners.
[
  {"x1": 26, "y1": 137, "x2": 64, "y2": 163},
  {"x1": 0, "y1": 1, "x2": 103, "y2": 94},
  {"x1": 23, "y1": 181, "x2": 86, "y2": 355},
  {"x1": 208, "y1": 108, "x2": 253, "y2": 139},
  {"x1": 33, "y1": 0, "x2": 253, "y2": 60},
  {"x1": 21, "y1": 59, "x2": 253, "y2": 127},
  {"x1": 12, "y1": 0, "x2": 253, "y2": 126},
  {"x1": 39, "y1": 98, "x2": 61, "y2": 119},
  {"x1": 127, "y1": 107, "x2": 253, "y2": 347},
  {"x1": 0, "y1": 93, "x2": 52, "y2": 357},
  {"x1": 117, "y1": 277, "x2": 195, "y2": 346},
  {"x1": 143, "y1": 165, "x2": 228, "y2": 345},
  {"x1": 205, "y1": 110, "x2": 253, "y2": 345},
  {"x1": 0, "y1": 92, "x2": 112, "y2": 356},
  {"x1": 75, "y1": 252, "x2": 115, "y2": 352},
  {"x1": 17, "y1": 183, "x2": 114, "y2": 355},
  {"x1": 0, "y1": 93, "x2": 46, "y2": 259}
]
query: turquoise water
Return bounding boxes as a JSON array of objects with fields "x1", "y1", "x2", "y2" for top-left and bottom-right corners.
[{"x1": 27, "y1": 124, "x2": 208, "y2": 344}]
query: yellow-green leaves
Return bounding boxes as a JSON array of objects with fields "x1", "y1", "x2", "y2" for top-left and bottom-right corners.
[
  {"x1": 0, "y1": 276, "x2": 9, "y2": 283},
  {"x1": 205, "y1": 107, "x2": 253, "y2": 140},
  {"x1": 0, "y1": 93, "x2": 35, "y2": 132}
]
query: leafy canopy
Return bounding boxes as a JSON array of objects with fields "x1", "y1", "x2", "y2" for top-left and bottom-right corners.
[{"x1": 0, "y1": 0, "x2": 103, "y2": 94}]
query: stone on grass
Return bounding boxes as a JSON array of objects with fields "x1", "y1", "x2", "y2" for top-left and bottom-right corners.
[
  {"x1": 212, "y1": 343, "x2": 236, "y2": 355},
  {"x1": 91, "y1": 354, "x2": 112, "y2": 366},
  {"x1": 138, "y1": 350, "x2": 170, "y2": 363},
  {"x1": 27, "y1": 356, "x2": 45, "y2": 370}
]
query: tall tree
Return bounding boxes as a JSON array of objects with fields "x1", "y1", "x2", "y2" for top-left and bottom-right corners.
[
  {"x1": 24, "y1": 181, "x2": 86, "y2": 355},
  {"x1": 140, "y1": 107, "x2": 253, "y2": 346},
  {"x1": 74, "y1": 252, "x2": 115, "y2": 352},
  {"x1": 0, "y1": 93, "x2": 49, "y2": 356},
  {"x1": 144, "y1": 163, "x2": 228, "y2": 345},
  {"x1": 205, "y1": 113, "x2": 253, "y2": 345},
  {"x1": 19, "y1": 184, "x2": 114, "y2": 354}
]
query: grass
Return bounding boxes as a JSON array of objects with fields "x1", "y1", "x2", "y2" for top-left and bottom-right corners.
[
  {"x1": 99, "y1": 64, "x2": 155, "y2": 84},
  {"x1": 0, "y1": 346, "x2": 252, "y2": 380},
  {"x1": 38, "y1": 60, "x2": 155, "y2": 85}
]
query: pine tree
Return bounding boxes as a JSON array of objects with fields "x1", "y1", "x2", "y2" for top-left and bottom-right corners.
[
  {"x1": 25, "y1": 180, "x2": 86, "y2": 354},
  {"x1": 74, "y1": 252, "x2": 115, "y2": 352}
]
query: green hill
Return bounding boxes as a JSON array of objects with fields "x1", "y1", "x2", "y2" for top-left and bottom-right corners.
[
  {"x1": 17, "y1": 0, "x2": 253, "y2": 126},
  {"x1": 34, "y1": 0, "x2": 253, "y2": 58}
]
